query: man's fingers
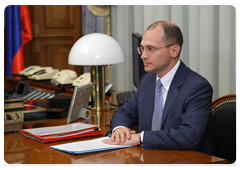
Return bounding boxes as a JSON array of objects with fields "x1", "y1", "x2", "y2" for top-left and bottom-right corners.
[
  {"x1": 111, "y1": 133, "x2": 116, "y2": 142},
  {"x1": 131, "y1": 130, "x2": 136, "y2": 134},
  {"x1": 102, "y1": 138, "x2": 118, "y2": 145},
  {"x1": 111, "y1": 127, "x2": 133, "y2": 143},
  {"x1": 111, "y1": 132, "x2": 120, "y2": 143},
  {"x1": 125, "y1": 129, "x2": 131, "y2": 140},
  {"x1": 120, "y1": 131, "x2": 127, "y2": 142}
]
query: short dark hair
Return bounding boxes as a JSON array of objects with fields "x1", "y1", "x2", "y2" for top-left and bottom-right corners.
[{"x1": 147, "y1": 21, "x2": 183, "y2": 56}]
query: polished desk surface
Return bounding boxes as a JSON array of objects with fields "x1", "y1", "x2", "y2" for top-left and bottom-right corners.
[
  {"x1": 4, "y1": 109, "x2": 228, "y2": 164},
  {"x1": 4, "y1": 90, "x2": 228, "y2": 164}
]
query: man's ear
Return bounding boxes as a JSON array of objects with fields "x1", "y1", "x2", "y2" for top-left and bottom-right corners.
[{"x1": 170, "y1": 45, "x2": 181, "y2": 58}]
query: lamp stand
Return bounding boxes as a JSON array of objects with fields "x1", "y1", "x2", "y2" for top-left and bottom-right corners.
[{"x1": 90, "y1": 66, "x2": 109, "y2": 112}]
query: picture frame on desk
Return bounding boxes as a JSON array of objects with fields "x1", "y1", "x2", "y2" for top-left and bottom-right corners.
[{"x1": 66, "y1": 83, "x2": 93, "y2": 123}]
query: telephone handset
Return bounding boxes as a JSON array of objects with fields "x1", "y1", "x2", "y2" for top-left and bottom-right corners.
[
  {"x1": 51, "y1": 69, "x2": 77, "y2": 86},
  {"x1": 72, "y1": 73, "x2": 91, "y2": 87},
  {"x1": 19, "y1": 65, "x2": 42, "y2": 76},
  {"x1": 28, "y1": 67, "x2": 59, "y2": 80}
]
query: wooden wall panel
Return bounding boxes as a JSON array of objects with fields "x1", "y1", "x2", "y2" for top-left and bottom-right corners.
[
  {"x1": 24, "y1": 5, "x2": 82, "y2": 76},
  {"x1": 46, "y1": 5, "x2": 73, "y2": 28},
  {"x1": 47, "y1": 46, "x2": 75, "y2": 70}
]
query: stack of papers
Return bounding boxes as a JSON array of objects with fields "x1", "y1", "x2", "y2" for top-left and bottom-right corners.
[
  {"x1": 21, "y1": 122, "x2": 103, "y2": 143},
  {"x1": 50, "y1": 136, "x2": 133, "y2": 154}
]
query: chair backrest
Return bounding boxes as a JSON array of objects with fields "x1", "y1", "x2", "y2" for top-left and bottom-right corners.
[{"x1": 212, "y1": 94, "x2": 236, "y2": 163}]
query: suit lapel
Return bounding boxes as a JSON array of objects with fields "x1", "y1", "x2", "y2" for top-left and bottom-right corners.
[{"x1": 160, "y1": 61, "x2": 187, "y2": 129}]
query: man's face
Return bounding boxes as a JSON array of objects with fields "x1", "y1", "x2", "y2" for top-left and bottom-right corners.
[{"x1": 140, "y1": 26, "x2": 173, "y2": 78}]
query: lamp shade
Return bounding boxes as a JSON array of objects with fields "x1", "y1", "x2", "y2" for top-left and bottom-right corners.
[{"x1": 68, "y1": 33, "x2": 125, "y2": 66}]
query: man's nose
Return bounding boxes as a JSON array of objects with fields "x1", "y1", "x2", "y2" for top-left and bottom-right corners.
[{"x1": 141, "y1": 50, "x2": 148, "y2": 59}]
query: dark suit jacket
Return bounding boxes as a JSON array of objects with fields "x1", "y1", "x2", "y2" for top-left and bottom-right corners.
[{"x1": 109, "y1": 61, "x2": 213, "y2": 155}]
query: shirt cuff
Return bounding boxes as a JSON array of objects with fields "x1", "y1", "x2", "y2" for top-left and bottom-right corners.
[{"x1": 140, "y1": 131, "x2": 144, "y2": 144}]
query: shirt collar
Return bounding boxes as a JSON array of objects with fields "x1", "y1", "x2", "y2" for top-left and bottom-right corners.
[{"x1": 156, "y1": 59, "x2": 181, "y2": 91}]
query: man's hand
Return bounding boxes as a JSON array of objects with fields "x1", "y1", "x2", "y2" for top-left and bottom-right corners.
[
  {"x1": 102, "y1": 133, "x2": 141, "y2": 146},
  {"x1": 109, "y1": 127, "x2": 136, "y2": 144}
]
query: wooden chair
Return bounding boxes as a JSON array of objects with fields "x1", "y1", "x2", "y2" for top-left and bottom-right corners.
[{"x1": 212, "y1": 94, "x2": 236, "y2": 163}]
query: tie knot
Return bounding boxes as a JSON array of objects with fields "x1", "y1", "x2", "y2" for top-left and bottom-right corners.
[{"x1": 156, "y1": 79, "x2": 162, "y2": 89}]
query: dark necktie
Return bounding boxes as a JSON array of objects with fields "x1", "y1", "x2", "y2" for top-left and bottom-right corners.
[{"x1": 151, "y1": 79, "x2": 163, "y2": 131}]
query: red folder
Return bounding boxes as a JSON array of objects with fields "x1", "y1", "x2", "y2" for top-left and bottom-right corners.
[{"x1": 21, "y1": 122, "x2": 103, "y2": 143}]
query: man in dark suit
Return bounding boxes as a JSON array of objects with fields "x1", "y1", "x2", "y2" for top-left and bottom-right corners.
[{"x1": 103, "y1": 21, "x2": 213, "y2": 155}]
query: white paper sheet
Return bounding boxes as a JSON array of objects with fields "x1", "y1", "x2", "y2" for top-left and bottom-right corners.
[{"x1": 50, "y1": 137, "x2": 132, "y2": 154}]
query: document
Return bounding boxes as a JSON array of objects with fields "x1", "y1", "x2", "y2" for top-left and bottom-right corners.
[
  {"x1": 22, "y1": 122, "x2": 98, "y2": 136},
  {"x1": 21, "y1": 122, "x2": 103, "y2": 143},
  {"x1": 50, "y1": 137, "x2": 133, "y2": 154}
]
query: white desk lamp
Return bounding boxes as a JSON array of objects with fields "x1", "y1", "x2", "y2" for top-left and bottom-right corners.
[{"x1": 68, "y1": 33, "x2": 125, "y2": 111}]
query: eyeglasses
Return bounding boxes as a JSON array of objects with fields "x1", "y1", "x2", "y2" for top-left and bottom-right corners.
[{"x1": 137, "y1": 44, "x2": 173, "y2": 55}]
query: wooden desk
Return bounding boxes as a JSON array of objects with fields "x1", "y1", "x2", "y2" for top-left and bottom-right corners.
[
  {"x1": 4, "y1": 110, "x2": 228, "y2": 164},
  {"x1": 4, "y1": 76, "x2": 74, "y2": 94},
  {"x1": 4, "y1": 77, "x2": 229, "y2": 164}
]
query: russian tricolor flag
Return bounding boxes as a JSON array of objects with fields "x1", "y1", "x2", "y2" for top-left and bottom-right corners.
[{"x1": 5, "y1": 5, "x2": 33, "y2": 77}]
